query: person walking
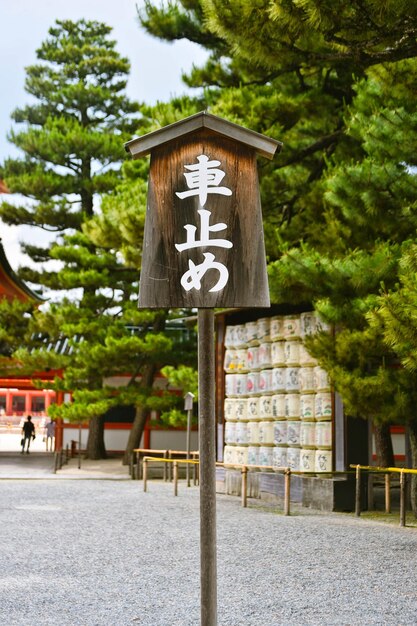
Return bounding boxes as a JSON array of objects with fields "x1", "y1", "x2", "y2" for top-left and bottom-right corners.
[
  {"x1": 21, "y1": 415, "x2": 35, "y2": 454},
  {"x1": 45, "y1": 418, "x2": 56, "y2": 452}
]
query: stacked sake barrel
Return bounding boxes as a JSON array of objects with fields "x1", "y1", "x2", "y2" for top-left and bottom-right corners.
[{"x1": 223, "y1": 312, "x2": 333, "y2": 473}]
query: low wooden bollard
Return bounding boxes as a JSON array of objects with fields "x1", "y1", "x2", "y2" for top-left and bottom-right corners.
[
  {"x1": 355, "y1": 465, "x2": 361, "y2": 517},
  {"x1": 385, "y1": 473, "x2": 391, "y2": 514},
  {"x1": 284, "y1": 469, "x2": 291, "y2": 516},
  {"x1": 173, "y1": 461, "x2": 178, "y2": 496},
  {"x1": 143, "y1": 458, "x2": 148, "y2": 493},
  {"x1": 241, "y1": 466, "x2": 248, "y2": 508},
  {"x1": 400, "y1": 471, "x2": 406, "y2": 527}
]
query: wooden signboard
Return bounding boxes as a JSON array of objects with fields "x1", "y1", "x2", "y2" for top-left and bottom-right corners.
[{"x1": 125, "y1": 112, "x2": 281, "y2": 309}]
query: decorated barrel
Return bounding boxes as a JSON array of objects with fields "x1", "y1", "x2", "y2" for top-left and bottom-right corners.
[
  {"x1": 235, "y1": 324, "x2": 248, "y2": 348},
  {"x1": 285, "y1": 393, "x2": 300, "y2": 419},
  {"x1": 259, "y1": 369, "x2": 272, "y2": 394},
  {"x1": 259, "y1": 395, "x2": 273, "y2": 419},
  {"x1": 236, "y1": 421, "x2": 248, "y2": 445},
  {"x1": 300, "y1": 394, "x2": 315, "y2": 420},
  {"x1": 247, "y1": 397, "x2": 260, "y2": 420},
  {"x1": 272, "y1": 394, "x2": 286, "y2": 419},
  {"x1": 300, "y1": 311, "x2": 317, "y2": 337},
  {"x1": 257, "y1": 317, "x2": 271, "y2": 343},
  {"x1": 270, "y1": 316, "x2": 285, "y2": 341},
  {"x1": 225, "y1": 325, "x2": 237, "y2": 348},
  {"x1": 315, "y1": 392, "x2": 332, "y2": 420},
  {"x1": 300, "y1": 448, "x2": 315, "y2": 472},
  {"x1": 259, "y1": 446, "x2": 274, "y2": 466},
  {"x1": 235, "y1": 446, "x2": 248, "y2": 466},
  {"x1": 247, "y1": 446, "x2": 259, "y2": 466},
  {"x1": 315, "y1": 421, "x2": 332, "y2": 448},
  {"x1": 287, "y1": 447, "x2": 301, "y2": 471},
  {"x1": 223, "y1": 445, "x2": 236, "y2": 465},
  {"x1": 235, "y1": 349, "x2": 248, "y2": 372},
  {"x1": 224, "y1": 421, "x2": 237, "y2": 444},
  {"x1": 258, "y1": 343, "x2": 272, "y2": 369},
  {"x1": 284, "y1": 340, "x2": 300, "y2": 366},
  {"x1": 271, "y1": 341, "x2": 286, "y2": 366},
  {"x1": 314, "y1": 366, "x2": 331, "y2": 391},
  {"x1": 287, "y1": 420, "x2": 301, "y2": 446},
  {"x1": 300, "y1": 422, "x2": 316, "y2": 448},
  {"x1": 271, "y1": 367, "x2": 286, "y2": 392},
  {"x1": 273, "y1": 421, "x2": 288, "y2": 445},
  {"x1": 247, "y1": 346, "x2": 260, "y2": 371},
  {"x1": 299, "y1": 344, "x2": 318, "y2": 367},
  {"x1": 299, "y1": 367, "x2": 316, "y2": 393},
  {"x1": 224, "y1": 398, "x2": 237, "y2": 421},
  {"x1": 224, "y1": 349, "x2": 237, "y2": 372},
  {"x1": 225, "y1": 374, "x2": 237, "y2": 397},
  {"x1": 259, "y1": 421, "x2": 275, "y2": 444},
  {"x1": 235, "y1": 374, "x2": 247, "y2": 396},
  {"x1": 285, "y1": 367, "x2": 300, "y2": 392},
  {"x1": 246, "y1": 421, "x2": 260, "y2": 444},
  {"x1": 246, "y1": 372, "x2": 260, "y2": 396},
  {"x1": 283, "y1": 314, "x2": 301, "y2": 340},
  {"x1": 245, "y1": 320, "x2": 258, "y2": 346},
  {"x1": 272, "y1": 446, "x2": 288, "y2": 469},
  {"x1": 235, "y1": 399, "x2": 248, "y2": 421},
  {"x1": 315, "y1": 449, "x2": 332, "y2": 473}
]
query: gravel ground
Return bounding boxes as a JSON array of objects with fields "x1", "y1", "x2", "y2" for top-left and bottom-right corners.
[{"x1": 1, "y1": 479, "x2": 417, "y2": 626}]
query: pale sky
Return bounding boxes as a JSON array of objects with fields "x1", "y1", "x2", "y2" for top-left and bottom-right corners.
[{"x1": 0, "y1": 0, "x2": 207, "y2": 272}]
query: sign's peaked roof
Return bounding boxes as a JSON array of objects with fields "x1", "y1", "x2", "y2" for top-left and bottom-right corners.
[{"x1": 125, "y1": 111, "x2": 282, "y2": 160}]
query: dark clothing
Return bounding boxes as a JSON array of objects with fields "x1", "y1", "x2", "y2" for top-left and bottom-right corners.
[
  {"x1": 21, "y1": 419, "x2": 35, "y2": 453},
  {"x1": 22, "y1": 421, "x2": 35, "y2": 438}
]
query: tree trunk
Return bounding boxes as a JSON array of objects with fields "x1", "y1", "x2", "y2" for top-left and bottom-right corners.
[
  {"x1": 85, "y1": 414, "x2": 107, "y2": 460},
  {"x1": 407, "y1": 420, "x2": 417, "y2": 516},
  {"x1": 374, "y1": 422, "x2": 395, "y2": 467},
  {"x1": 123, "y1": 405, "x2": 149, "y2": 465},
  {"x1": 122, "y1": 313, "x2": 167, "y2": 465},
  {"x1": 123, "y1": 362, "x2": 158, "y2": 464}
]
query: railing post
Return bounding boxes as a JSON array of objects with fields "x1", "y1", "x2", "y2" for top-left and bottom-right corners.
[
  {"x1": 385, "y1": 473, "x2": 391, "y2": 514},
  {"x1": 241, "y1": 466, "x2": 248, "y2": 508},
  {"x1": 400, "y1": 470, "x2": 406, "y2": 527},
  {"x1": 174, "y1": 461, "x2": 178, "y2": 496},
  {"x1": 143, "y1": 458, "x2": 148, "y2": 493},
  {"x1": 284, "y1": 468, "x2": 291, "y2": 516},
  {"x1": 355, "y1": 465, "x2": 361, "y2": 517},
  {"x1": 163, "y1": 451, "x2": 168, "y2": 482}
]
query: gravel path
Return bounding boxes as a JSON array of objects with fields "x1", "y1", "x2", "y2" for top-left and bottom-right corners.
[{"x1": 1, "y1": 478, "x2": 417, "y2": 626}]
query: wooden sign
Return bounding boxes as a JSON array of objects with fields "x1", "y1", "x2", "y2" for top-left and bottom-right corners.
[{"x1": 125, "y1": 112, "x2": 281, "y2": 309}]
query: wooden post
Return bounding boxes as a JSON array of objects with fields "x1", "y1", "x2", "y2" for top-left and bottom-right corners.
[
  {"x1": 129, "y1": 451, "x2": 134, "y2": 478},
  {"x1": 241, "y1": 466, "x2": 248, "y2": 508},
  {"x1": 198, "y1": 309, "x2": 217, "y2": 626},
  {"x1": 163, "y1": 451, "x2": 168, "y2": 482},
  {"x1": 125, "y1": 113, "x2": 281, "y2": 626},
  {"x1": 355, "y1": 465, "x2": 361, "y2": 517},
  {"x1": 284, "y1": 469, "x2": 291, "y2": 516},
  {"x1": 185, "y1": 392, "x2": 195, "y2": 488},
  {"x1": 143, "y1": 458, "x2": 148, "y2": 493},
  {"x1": 400, "y1": 471, "x2": 406, "y2": 527},
  {"x1": 78, "y1": 422, "x2": 82, "y2": 470},
  {"x1": 385, "y1": 473, "x2": 391, "y2": 514},
  {"x1": 174, "y1": 461, "x2": 178, "y2": 496}
]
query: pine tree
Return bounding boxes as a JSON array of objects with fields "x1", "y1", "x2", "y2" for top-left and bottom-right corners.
[
  {"x1": 0, "y1": 20, "x2": 141, "y2": 458},
  {"x1": 138, "y1": 2, "x2": 417, "y2": 476},
  {"x1": 0, "y1": 19, "x2": 139, "y2": 293}
]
